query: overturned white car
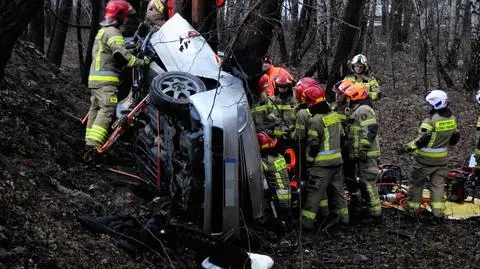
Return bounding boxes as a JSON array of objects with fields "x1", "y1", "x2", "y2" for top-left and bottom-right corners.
[{"x1": 128, "y1": 14, "x2": 264, "y2": 237}]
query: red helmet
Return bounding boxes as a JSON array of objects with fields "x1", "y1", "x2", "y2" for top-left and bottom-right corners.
[
  {"x1": 105, "y1": 0, "x2": 131, "y2": 22},
  {"x1": 294, "y1": 77, "x2": 319, "y2": 101},
  {"x1": 344, "y1": 84, "x2": 368, "y2": 101},
  {"x1": 303, "y1": 84, "x2": 326, "y2": 106},
  {"x1": 257, "y1": 74, "x2": 269, "y2": 93},
  {"x1": 274, "y1": 69, "x2": 294, "y2": 93},
  {"x1": 257, "y1": 131, "x2": 277, "y2": 149}
]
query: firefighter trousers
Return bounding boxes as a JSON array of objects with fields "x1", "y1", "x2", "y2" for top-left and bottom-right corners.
[
  {"x1": 356, "y1": 158, "x2": 382, "y2": 217},
  {"x1": 408, "y1": 163, "x2": 448, "y2": 218},
  {"x1": 302, "y1": 165, "x2": 349, "y2": 228},
  {"x1": 85, "y1": 85, "x2": 118, "y2": 147}
]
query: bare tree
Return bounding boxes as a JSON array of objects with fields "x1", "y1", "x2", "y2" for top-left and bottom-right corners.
[
  {"x1": 381, "y1": 0, "x2": 388, "y2": 35},
  {"x1": 465, "y1": 0, "x2": 480, "y2": 91},
  {"x1": 364, "y1": 0, "x2": 376, "y2": 55},
  {"x1": 326, "y1": 0, "x2": 367, "y2": 100},
  {"x1": 389, "y1": 0, "x2": 403, "y2": 51},
  {"x1": 401, "y1": 0, "x2": 413, "y2": 42},
  {"x1": 47, "y1": 0, "x2": 73, "y2": 66},
  {"x1": 28, "y1": 8, "x2": 45, "y2": 52},
  {"x1": 226, "y1": 0, "x2": 282, "y2": 92},
  {"x1": 192, "y1": 0, "x2": 218, "y2": 51},
  {"x1": 0, "y1": 0, "x2": 44, "y2": 79},
  {"x1": 447, "y1": 0, "x2": 469, "y2": 68},
  {"x1": 81, "y1": 0, "x2": 101, "y2": 85},
  {"x1": 413, "y1": 0, "x2": 453, "y2": 89}
]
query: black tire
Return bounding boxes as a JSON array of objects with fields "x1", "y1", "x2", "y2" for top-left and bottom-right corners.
[{"x1": 149, "y1": 71, "x2": 206, "y2": 107}]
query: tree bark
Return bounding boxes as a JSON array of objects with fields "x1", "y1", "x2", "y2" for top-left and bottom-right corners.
[
  {"x1": 353, "y1": 1, "x2": 368, "y2": 55},
  {"x1": 47, "y1": 0, "x2": 73, "y2": 66},
  {"x1": 389, "y1": 0, "x2": 403, "y2": 51},
  {"x1": 277, "y1": 26, "x2": 289, "y2": 64},
  {"x1": 447, "y1": 0, "x2": 458, "y2": 50},
  {"x1": 290, "y1": 0, "x2": 315, "y2": 66},
  {"x1": 364, "y1": 0, "x2": 376, "y2": 55},
  {"x1": 81, "y1": 0, "x2": 101, "y2": 85},
  {"x1": 226, "y1": 0, "x2": 282, "y2": 92},
  {"x1": 192, "y1": 0, "x2": 218, "y2": 51},
  {"x1": 28, "y1": 6, "x2": 45, "y2": 52},
  {"x1": 76, "y1": 0, "x2": 85, "y2": 77},
  {"x1": 326, "y1": 0, "x2": 367, "y2": 100},
  {"x1": 447, "y1": 0, "x2": 468, "y2": 68},
  {"x1": 465, "y1": 0, "x2": 480, "y2": 91},
  {"x1": 413, "y1": 0, "x2": 454, "y2": 89},
  {"x1": 401, "y1": 0, "x2": 413, "y2": 42},
  {"x1": 0, "y1": 0, "x2": 44, "y2": 79},
  {"x1": 381, "y1": 0, "x2": 388, "y2": 35}
]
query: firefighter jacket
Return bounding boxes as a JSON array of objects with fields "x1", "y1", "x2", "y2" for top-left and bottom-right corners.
[
  {"x1": 475, "y1": 114, "x2": 480, "y2": 158},
  {"x1": 270, "y1": 95, "x2": 297, "y2": 138},
  {"x1": 306, "y1": 111, "x2": 344, "y2": 167},
  {"x1": 292, "y1": 107, "x2": 311, "y2": 143},
  {"x1": 251, "y1": 94, "x2": 274, "y2": 132},
  {"x1": 261, "y1": 153, "x2": 291, "y2": 208},
  {"x1": 347, "y1": 102, "x2": 381, "y2": 159},
  {"x1": 88, "y1": 24, "x2": 143, "y2": 88},
  {"x1": 331, "y1": 102, "x2": 350, "y2": 127},
  {"x1": 407, "y1": 108, "x2": 459, "y2": 166},
  {"x1": 344, "y1": 74, "x2": 381, "y2": 101}
]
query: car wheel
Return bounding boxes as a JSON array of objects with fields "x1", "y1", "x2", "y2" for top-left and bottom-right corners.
[{"x1": 149, "y1": 71, "x2": 206, "y2": 107}]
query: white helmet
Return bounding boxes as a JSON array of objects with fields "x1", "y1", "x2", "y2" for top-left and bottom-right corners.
[
  {"x1": 351, "y1": 54, "x2": 368, "y2": 72},
  {"x1": 475, "y1": 90, "x2": 480, "y2": 104},
  {"x1": 425, "y1": 90, "x2": 448, "y2": 110}
]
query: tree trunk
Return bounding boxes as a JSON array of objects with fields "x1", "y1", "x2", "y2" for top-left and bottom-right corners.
[
  {"x1": 278, "y1": 26, "x2": 289, "y2": 64},
  {"x1": 364, "y1": 0, "x2": 376, "y2": 55},
  {"x1": 447, "y1": 0, "x2": 468, "y2": 68},
  {"x1": 47, "y1": 0, "x2": 73, "y2": 66},
  {"x1": 0, "y1": 0, "x2": 43, "y2": 79},
  {"x1": 291, "y1": 0, "x2": 299, "y2": 30},
  {"x1": 45, "y1": 0, "x2": 53, "y2": 37},
  {"x1": 226, "y1": 0, "x2": 282, "y2": 92},
  {"x1": 389, "y1": 0, "x2": 403, "y2": 51},
  {"x1": 192, "y1": 0, "x2": 218, "y2": 51},
  {"x1": 81, "y1": 0, "x2": 101, "y2": 85},
  {"x1": 402, "y1": 0, "x2": 413, "y2": 42},
  {"x1": 326, "y1": 0, "x2": 367, "y2": 100},
  {"x1": 353, "y1": 1, "x2": 368, "y2": 55},
  {"x1": 447, "y1": 0, "x2": 458, "y2": 50},
  {"x1": 381, "y1": 0, "x2": 388, "y2": 35},
  {"x1": 290, "y1": 0, "x2": 315, "y2": 66},
  {"x1": 28, "y1": 6, "x2": 45, "y2": 52},
  {"x1": 465, "y1": 0, "x2": 480, "y2": 91},
  {"x1": 76, "y1": 0, "x2": 85, "y2": 77},
  {"x1": 413, "y1": 0, "x2": 454, "y2": 89},
  {"x1": 175, "y1": 0, "x2": 192, "y2": 22}
]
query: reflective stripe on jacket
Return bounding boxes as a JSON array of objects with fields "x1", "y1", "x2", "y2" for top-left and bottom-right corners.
[
  {"x1": 307, "y1": 111, "x2": 344, "y2": 167},
  {"x1": 408, "y1": 113, "x2": 457, "y2": 165},
  {"x1": 292, "y1": 108, "x2": 311, "y2": 142},
  {"x1": 270, "y1": 96, "x2": 297, "y2": 138},
  {"x1": 344, "y1": 74, "x2": 381, "y2": 101},
  {"x1": 347, "y1": 104, "x2": 381, "y2": 159},
  {"x1": 261, "y1": 154, "x2": 291, "y2": 208},
  {"x1": 88, "y1": 25, "x2": 142, "y2": 88}
]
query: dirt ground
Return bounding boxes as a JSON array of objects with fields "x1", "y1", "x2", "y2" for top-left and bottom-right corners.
[{"x1": 1, "y1": 40, "x2": 480, "y2": 269}]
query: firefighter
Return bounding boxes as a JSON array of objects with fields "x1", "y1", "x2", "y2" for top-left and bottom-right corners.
[
  {"x1": 258, "y1": 132, "x2": 291, "y2": 211},
  {"x1": 85, "y1": 0, "x2": 145, "y2": 156},
  {"x1": 251, "y1": 74, "x2": 275, "y2": 132},
  {"x1": 292, "y1": 77, "x2": 319, "y2": 143},
  {"x1": 332, "y1": 80, "x2": 355, "y2": 180},
  {"x1": 292, "y1": 77, "x2": 319, "y2": 184},
  {"x1": 269, "y1": 69, "x2": 296, "y2": 140},
  {"x1": 146, "y1": 0, "x2": 167, "y2": 28},
  {"x1": 405, "y1": 90, "x2": 459, "y2": 220},
  {"x1": 301, "y1": 84, "x2": 348, "y2": 230},
  {"x1": 344, "y1": 54, "x2": 381, "y2": 101},
  {"x1": 344, "y1": 84, "x2": 382, "y2": 222},
  {"x1": 261, "y1": 56, "x2": 282, "y2": 97}
]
